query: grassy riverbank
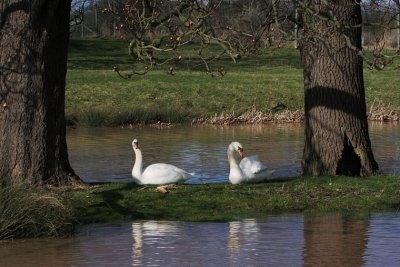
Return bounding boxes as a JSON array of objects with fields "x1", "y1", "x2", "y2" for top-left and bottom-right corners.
[
  {"x1": 69, "y1": 175, "x2": 400, "y2": 223},
  {"x1": 2, "y1": 175, "x2": 400, "y2": 239},
  {"x1": 66, "y1": 38, "x2": 400, "y2": 126}
]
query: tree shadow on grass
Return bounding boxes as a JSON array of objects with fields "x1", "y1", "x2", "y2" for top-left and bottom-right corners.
[
  {"x1": 67, "y1": 39, "x2": 302, "y2": 71},
  {"x1": 82, "y1": 183, "x2": 147, "y2": 223}
]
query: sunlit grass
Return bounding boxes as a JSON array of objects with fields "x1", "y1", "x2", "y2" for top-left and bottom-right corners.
[
  {"x1": 3, "y1": 175, "x2": 399, "y2": 239},
  {"x1": 66, "y1": 66, "x2": 304, "y2": 125},
  {"x1": 66, "y1": 38, "x2": 400, "y2": 126},
  {"x1": 70, "y1": 175, "x2": 400, "y2": 223}
]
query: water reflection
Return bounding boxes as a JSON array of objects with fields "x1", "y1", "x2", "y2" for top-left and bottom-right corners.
[
  {"x1": 228, "y1": 219, "x2": 259, "y2": 255},
  {"x1": 2, "y1": 213, "x2": 400, "y2": 266},
  {"x1": 131, "y1": 221, "x2": 181, "y2": 266},
  {"x1": 129, "y1": 218, "x2": 304, "y2": 267},
  {"x1": 368, "y1": 122, "x2": 400, "y2": 175},
  {"x1": 67, "y1": 122, "x2": 400, "y2": 184},
  {"x1": 303, "y1": 215, "x2": 368, "y2": 267},
  {"x1": 227, "y1": 217, "x2": 304, "y2": 266},
  {"x1": 364, "y1": 213, "x2": 400, "y2": 266}
]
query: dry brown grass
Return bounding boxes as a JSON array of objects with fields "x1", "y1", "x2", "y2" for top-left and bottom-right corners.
[
  {"x1": 191, "y1": 104, "x2": 399, "y2": 125},
  {"x1": 0, "y1": 187, "x2": 75, "y2": 239},
  {"x1": 191, "y1": 106, "x2": 304, "y2": 125},
  {"x1": 368, "y1": 100, "x2": 400, "y2": 121}
]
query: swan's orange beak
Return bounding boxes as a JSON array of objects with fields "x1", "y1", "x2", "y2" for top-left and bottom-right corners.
[{"x1": 238, "y1": 147, "x2": 244, "y2": 158}]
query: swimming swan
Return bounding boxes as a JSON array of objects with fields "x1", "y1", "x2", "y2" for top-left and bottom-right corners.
[
  {"x1": 227, "y1": 141, "x2": 275, "y2": 184},
  {"x1": 131, "y1": 139, "x2": 192, "y2": 185}
]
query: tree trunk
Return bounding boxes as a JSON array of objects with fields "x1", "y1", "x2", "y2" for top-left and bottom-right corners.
[
  {"x1": 299, "y1": 0, "x2": 379, "y2": 176},
  {"x1": 0, "y1": 0, "x2": 83, "y2": 186}
]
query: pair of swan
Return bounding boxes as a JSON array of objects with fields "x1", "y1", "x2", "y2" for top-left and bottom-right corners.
[{"x1": 131, "y1": 139, "x2": 274, "y2": 185}]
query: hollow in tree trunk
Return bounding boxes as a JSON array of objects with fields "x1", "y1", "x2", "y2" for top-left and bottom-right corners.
[
  {"x1": 0, "y1": 1, "x2": 83, "y2": 186},
  {"x1": 299, "y1": 0, "x2": 379, "y2": 176}
]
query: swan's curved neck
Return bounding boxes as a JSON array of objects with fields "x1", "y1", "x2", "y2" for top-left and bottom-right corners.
[
  {"x1": 227, "y1": 145, "x2": 243, "y2": 184},
  {"x1": 227, "y1": 146, "x2": 239, "y2": 168},
  {"x1": 132, "y1": 147, "x2": 143, "y2": 183}
]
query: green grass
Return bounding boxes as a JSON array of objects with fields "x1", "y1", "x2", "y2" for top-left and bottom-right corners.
[
  {"x1": 66, "y1": 38, "x2": 400, "y2": 126},
  {"x1": 3, "y1": 175, "x2": 400, "y2": 239},
  {"x1": 69, "y1": 175, "x2": 400, "y2": 223},
  {"x1": 66, "y1": 39, "x2": 400, "y2": 126},
  {"x1": 64, "y1": 39, "x2": 293, "y2": 125}
]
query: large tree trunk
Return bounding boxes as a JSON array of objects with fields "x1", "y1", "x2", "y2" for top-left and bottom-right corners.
[
  {"x1": 299, "y1": 0, "x2": 379, "y2": 176},
  {"x1": 0, "y1": 1, "x2": 82, "y2": 186}
]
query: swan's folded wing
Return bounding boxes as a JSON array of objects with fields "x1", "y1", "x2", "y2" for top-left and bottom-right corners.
[
  {"x1": 142, "y1": 163, "x2": 191, "y2": 184},
  {"x1": 240, "y1": 155, "x2": 267, "y2": 174}
]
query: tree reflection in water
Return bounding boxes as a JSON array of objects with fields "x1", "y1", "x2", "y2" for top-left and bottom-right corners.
[
  {"x1": 2, "y1": 213, "x2": 400, "y2": 266},
  {"x1": 303, "y1": 215, "x2": 368, "y2": 266}
]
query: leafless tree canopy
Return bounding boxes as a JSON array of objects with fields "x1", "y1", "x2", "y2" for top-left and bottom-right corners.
[{"x1": 73, "y1": 0, "x2": 400, "y2": 75}]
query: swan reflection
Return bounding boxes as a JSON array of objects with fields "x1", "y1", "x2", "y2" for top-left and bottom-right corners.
[
  {"x1": 228, "y1": 219, "x2": 260, "y2": 254},
  {"x1": 3, "y1": 214, "x2": 400, "y2": 266},
  {"x1": 131, "y1": 221, "x2": 180, "y2": 266}
]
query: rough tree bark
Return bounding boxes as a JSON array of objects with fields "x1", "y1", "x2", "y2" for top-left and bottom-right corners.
[
  {"x1": 0, "y1": 0, "x2": 83, "y2": 186},
  {"x1": 299, "y1": 0, "x2": 379, "y2": 176}
]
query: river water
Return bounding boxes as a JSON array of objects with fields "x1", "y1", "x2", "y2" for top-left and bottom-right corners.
[
  {"x1": 2, "y1": 213, "x2": 400, "y2": 266},
  {"x1": 1, "y1": 123, "x2": 399, "y2": 266},
  {"x1": 66, "y1": 122, "x2": 400, "y2": 184}
]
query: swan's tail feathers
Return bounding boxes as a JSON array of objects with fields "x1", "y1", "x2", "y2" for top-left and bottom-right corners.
[{"x1": 177, "y1": 172, "x2": 195, "y2": 183}]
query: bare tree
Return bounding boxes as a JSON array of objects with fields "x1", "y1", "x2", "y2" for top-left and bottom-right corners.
[{"x1": 101, "y1": 0, "x2": 288, "y2": 76}]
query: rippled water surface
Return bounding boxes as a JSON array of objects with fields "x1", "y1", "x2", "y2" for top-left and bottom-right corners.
[
  {"x1": 2, "y1": 213, "x2": 400, "y2": 266},
  {"x1": 66, "y1": 122, "x2": 400, "y2": 183}
]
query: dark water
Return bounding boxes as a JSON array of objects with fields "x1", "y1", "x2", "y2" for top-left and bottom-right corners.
[
  {"x1": 2, "y1": 213, "x2": 400, "y2": 266},
  {"x1": 66, "y1": 122, "x2": 400, "y2": 184}
]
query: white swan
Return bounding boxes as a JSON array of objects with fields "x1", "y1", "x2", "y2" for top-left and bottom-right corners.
[
  {"x1": 131, "y1": 139, "x2": 192, "y2": 185},
  {"x1": 227, "y1": 141, "x2": 275, "y2": 184}
]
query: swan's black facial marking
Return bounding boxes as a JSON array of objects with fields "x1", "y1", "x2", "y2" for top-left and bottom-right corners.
[
  {"x1": 132, "y1": 139, "x2": 139, "y2": 149},
  {"x1": 237, "y1": 146, "x2": 244, "y2": 157}
]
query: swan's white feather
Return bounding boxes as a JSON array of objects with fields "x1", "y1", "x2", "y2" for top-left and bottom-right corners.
[
  {"x1": 228, "y1": 141, "x2": 275, "y2": 184},
  {"x1": 240, "y1": 155, "x2": 266, "y2": 174},
  {"x1": 132, "y1": 139, "x2": 192, "y2": 185},
  {"x1": 141, "y1": 163, "x2": 191, "y2": 185}
]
